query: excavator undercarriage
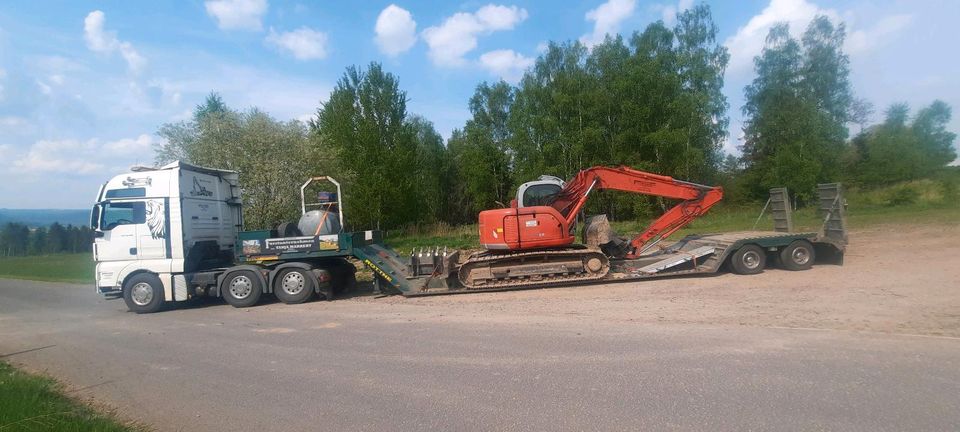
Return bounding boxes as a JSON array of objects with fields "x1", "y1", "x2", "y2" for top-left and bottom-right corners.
[{"x1": 458, "y1": 247, "x2": 610, "y2": 289}]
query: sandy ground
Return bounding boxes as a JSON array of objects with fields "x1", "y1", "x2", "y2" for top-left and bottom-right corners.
[
  {"x1": 346, "y1": 224, "x2": 960, "y2": 337},
  {"x1": 2, "y1": 224, "x2": 959, "y2": 431}
]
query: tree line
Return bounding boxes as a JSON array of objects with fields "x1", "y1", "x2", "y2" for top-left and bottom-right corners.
[
  {"x1": 0, "y1": 223, "x2": 94, "y2": 257},
  {"x1": 153, "y1": 4, "x2": 956, "y2": 232}
]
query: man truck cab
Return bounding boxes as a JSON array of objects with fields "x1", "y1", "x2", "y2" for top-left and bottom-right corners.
[{"x1": 91, "y1": 161, "x2": 241, "y2": 312}]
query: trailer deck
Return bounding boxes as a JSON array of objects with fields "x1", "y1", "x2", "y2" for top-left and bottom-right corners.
[
  {"x1": 201, "y1": 181, "x2": 848, "y2": 300},
  {"x1": 358, "y1": 183, "x2": 848, "y2": 297}
]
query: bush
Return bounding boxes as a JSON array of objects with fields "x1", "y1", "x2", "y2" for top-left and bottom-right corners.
[{"x1": 884, "y1": 185, "x2": 917, "y2": 207}]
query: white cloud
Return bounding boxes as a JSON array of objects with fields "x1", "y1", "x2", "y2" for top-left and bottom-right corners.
[
  {"x1": 846, "y1": 14, "x2": 913, "y2": 54},
  {"x1": 266, "y1": 27, "x2": 329, "y2": 60},
  {"x1": 422, "y1": 4, "x2": 528, "y2": 66},
  {"x1": 724, "y1": 0, "x2": 915, "y2": 78},
  {"x1": 580, "y1": 0, "x2": 636, "y2": 48},
  {"x1": 723, "y1": 0, "x2": 838, "y2": 76},
  {"x1": 84, "y1": 10, "x2": 146, "y2": 74},
  {"x1": 204, "y1": 0, "x2": 268, "y2": 31},
  {"x1": 375, "y1": 4, "x2": 417, "y2": 57},
  {"x1": 296, "y1": 113, "x2": 316, "y2": 124},
  {"x1": 657, "y1": 0, "x2": 693, "y2": 26},
  {"x1": 479, "y1": 49, "x2": 534, "y2": 83},
  {"x1": 0, "y1": 116, "x2": 28, "y2": 128},
  {"x1": 11, "y1": 139, "x2": 104, "y2": 175},
  {"x1": 35, "y1": 79, "x2": 52, "y2": 96},
  {"x1": 103, "y1": 134, "x2": 157, "y2": 154},
  {"x1": 10, "y1": 134, "x2": 158, "y2": 175}
]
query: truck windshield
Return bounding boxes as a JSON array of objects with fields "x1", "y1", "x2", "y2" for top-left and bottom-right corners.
[{"x1": 101, "y1": 201, "x2": 146, "y2": 230}]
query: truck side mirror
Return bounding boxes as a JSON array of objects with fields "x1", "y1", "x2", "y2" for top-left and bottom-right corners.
[
  {"x1": 90, "y1": 204, "x2": 101, "y2": 230},
  {"x1": 95, "y1": 231, "x2": 105, "y2": 238}
]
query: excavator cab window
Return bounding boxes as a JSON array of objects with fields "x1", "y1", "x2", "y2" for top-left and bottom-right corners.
[{"x1": 522, "y1": 183, "x2": 563, "y2": 207}]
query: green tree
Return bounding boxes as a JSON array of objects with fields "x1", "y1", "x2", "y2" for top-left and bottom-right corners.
[
  {"x1": 851, "y1": 101, "x2": 957, "y2": 185},
  {"x1": 155, "y1": 97, "x2": 311, "y2": 230},
  {"x1": 310, "y1": 62, "x2": 420, "y2": 229},
  {"x1": 0, "y1": 223, "x2": 29, "y2": 256},
  {"x1": 674, "y1": 3, "x2": 730, "y2": 180},
  {"x1": 407, "y1": 115, "x2": 449, "y2": 223},
  {"x1": 741, "y1": 16, "x2": 852, "y2": 203},
  {"x1": 450, "y1": 81, "x2": 516, "y2": 216},
  {"x1": 44, "y1": 223, "x2": 67, "y2": 254}
]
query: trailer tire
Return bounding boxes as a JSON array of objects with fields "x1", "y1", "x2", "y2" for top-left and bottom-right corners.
[
  {"x1": 730, "y1": 244, "x2": 766, "y2": 275},
  {"x1": 779, "y1": 240, "x2": 815, "y2": 271},
  {"x1": 222, "y1": 270, "x2": 263, "y2": 308},
  {"x1": 122, "y1": 273, "x2": 165, "y2": 314},
  {"x1": 274, "y1": 268, "x2": 315, "y2": 304}
]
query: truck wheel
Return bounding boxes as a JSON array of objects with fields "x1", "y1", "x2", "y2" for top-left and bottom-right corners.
[
  {"x1": 222, "y1": 270, "x2": 262, "y2": 308},
  {"x1": 779, "y1": 240, "x2": 815, "y2": 271},
  {"x1": 123, "y1": 273, "x2": 165, "y2": 314},
  {"x1": 730, "y1": 244, "x2": 766, "y2": 275},
  {"x1": 274, "y1": 268, "x2": 315, "y2": 304}
]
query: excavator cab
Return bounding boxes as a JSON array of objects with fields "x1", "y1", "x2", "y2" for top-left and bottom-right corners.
[
  {"x1": 478, "y1": 175, "x2": 577, "y2": 251},
  {"x1": 515, "y1": 175, "x2": 565, "y2": 208}
]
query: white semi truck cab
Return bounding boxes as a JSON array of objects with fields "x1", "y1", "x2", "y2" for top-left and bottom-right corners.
[{"x1": 92, "y1": 162, "x2": 241, "y2": 307}]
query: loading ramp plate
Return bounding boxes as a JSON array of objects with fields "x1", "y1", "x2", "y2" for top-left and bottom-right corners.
[{"x1": 636, "y1": 246, "x2": 716, "y2": 274}]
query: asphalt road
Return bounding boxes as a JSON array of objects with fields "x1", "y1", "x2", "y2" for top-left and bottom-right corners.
[{"x1": 1, "y1": 278, "x2": 959, "y2": 431}]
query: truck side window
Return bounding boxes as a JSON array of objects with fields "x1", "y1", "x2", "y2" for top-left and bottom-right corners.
[{"x1": 101, "y1": 202, "x2": 146, "y2": 230}]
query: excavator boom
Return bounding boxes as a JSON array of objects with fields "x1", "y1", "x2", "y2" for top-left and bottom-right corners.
[{"x1": 549, "y1": 166, "x2": 723, "y2": 257}]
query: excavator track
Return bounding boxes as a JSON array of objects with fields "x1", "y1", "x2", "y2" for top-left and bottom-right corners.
[{"x1": 458, "y1": 248, "x2": 610, "y2": 290}]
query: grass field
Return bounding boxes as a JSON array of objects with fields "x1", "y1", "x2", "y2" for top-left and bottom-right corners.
[
  {"x1": 0, "y1": 254, "x2": 93, "y2": 283},
  {"x1": 0, "y1": 361, "x2": 135, "y2": 431}
]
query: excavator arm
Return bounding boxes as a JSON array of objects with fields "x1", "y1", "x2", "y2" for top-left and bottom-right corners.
[{"x1": 549, "y1": 166, "x2": 723, "y2": 258}]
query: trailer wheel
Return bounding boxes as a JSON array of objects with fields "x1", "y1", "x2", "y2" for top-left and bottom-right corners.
[
  {"x1": 122, "y1": 273, "x2": 165, "y2": 314},
  {"x1": 222, "y1": 270, "x2": 262, "y2": 308},
  {"x1": 730, "y1": 244, "x2": 766, "y2": 275},
  {"x1": 274, "y1": 268, "x2": 315, "y2": 304},
  {"x1": 779, "y1": 240, "x2": 815, "y2": 271}
]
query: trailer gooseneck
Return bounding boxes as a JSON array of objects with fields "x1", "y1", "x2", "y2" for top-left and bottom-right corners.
[{"x1": 91, "y1": 162, "x2": 847, "y2": 313}]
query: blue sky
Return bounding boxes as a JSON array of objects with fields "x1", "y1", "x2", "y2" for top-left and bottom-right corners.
[{"x1": 0, "y1": 0, "x2": 956, "y2": 208}]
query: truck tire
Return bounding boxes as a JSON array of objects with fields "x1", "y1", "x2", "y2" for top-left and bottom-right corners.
[
  {"x1": 274, "y1": 268, "x2": 315, "y2": 304},
  {"x1": 779, "y1": 240, "x2": 815, "y2": 271},
  {"x1": 730, "y1": 244, "x2": 766, "y2": 275},
  {"x1": 222, "y1": 270, "x2": 262, "y2": 308},
  {"x1": 123, "y1": 273, "x2": 165, "y2": 314}
]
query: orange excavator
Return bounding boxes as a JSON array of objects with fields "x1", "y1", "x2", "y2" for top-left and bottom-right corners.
[{"x1": 458, "y1": 166, "x2": 723, "y2": 288}]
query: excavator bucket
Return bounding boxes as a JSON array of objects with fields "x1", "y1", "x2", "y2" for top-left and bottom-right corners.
[
  {"x1": 582, "y1": 215, "x2": 630, "y2": 259},
  {"x1": 582, "y1": 215, "x2": 613, "y2": 248}
]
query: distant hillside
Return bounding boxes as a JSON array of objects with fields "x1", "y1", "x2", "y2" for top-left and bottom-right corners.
[{"x1": 0, "y1": 209, "x2": 90, "y2": 228}]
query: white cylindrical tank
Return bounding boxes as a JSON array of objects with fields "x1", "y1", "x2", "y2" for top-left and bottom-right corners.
[{"x1": 298, "y1": 209, "x2": 341, "y2": 236}]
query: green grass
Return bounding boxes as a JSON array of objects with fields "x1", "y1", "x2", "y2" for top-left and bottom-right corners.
[
  {"x1": 0, "y1": 254, "x2": 93, "y2": 283},
  {"x1": 0, "y1": 360, "x2": 137, "y2": 431}
]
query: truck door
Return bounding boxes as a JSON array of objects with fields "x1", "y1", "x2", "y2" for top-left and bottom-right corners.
[
  {"x1": 137, "y1": 199, "x2": 167, "y2": 260},
  {"x1": 95, "y1": 201, "x2": 146, "y2": 262}
]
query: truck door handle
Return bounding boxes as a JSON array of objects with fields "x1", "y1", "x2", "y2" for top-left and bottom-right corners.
[{"x1": 129, "y1": 247, "x2": 137, "y2": 255}]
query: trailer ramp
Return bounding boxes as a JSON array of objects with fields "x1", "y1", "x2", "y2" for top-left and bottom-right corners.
[{"x1": 635, "y1": 246, "x2": 715, "y2": 274}]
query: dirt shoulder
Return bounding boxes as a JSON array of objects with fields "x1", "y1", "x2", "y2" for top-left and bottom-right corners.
[{"x1": 352, "y1": 224, "x2": 960, "y2": 337}]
